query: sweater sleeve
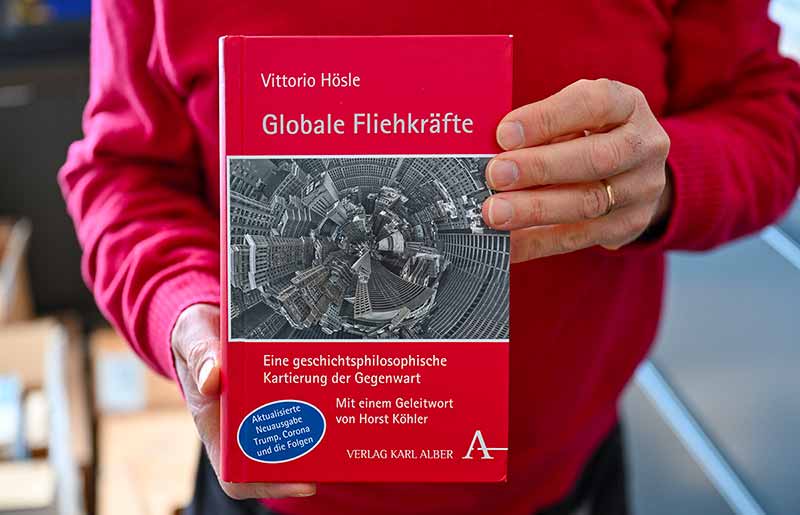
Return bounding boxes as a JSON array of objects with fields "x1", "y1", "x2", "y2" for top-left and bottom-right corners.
[
  {"x1": 644, "y1": 0, "x2": 800, "y2": 252},
  {"x1": 58, "y1": 0, "x2": 219, "y2": 380}
]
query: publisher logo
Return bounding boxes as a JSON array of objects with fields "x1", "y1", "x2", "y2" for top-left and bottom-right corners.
[
  {"x1": 237, "y1": 399, "x2": 326, "y2": 463},
  {"x1": 461, "y1": 430, "x2": 508, "y2": 460}
]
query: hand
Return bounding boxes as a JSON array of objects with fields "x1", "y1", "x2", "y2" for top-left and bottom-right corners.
[
  {"x1": 483, "y1": 78, "x2": 672, "y2": 263},
  {"x1": 171, "y1": 303, "x2": 316, "y2": 499}
]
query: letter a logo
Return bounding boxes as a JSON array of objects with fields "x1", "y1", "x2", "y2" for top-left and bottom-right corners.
[{"x1": 462, "y1": 430, "x2": 508, "y2": 460}]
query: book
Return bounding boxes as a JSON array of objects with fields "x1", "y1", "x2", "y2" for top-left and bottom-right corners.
[{"x1": 219, "y1": 35, "x2": 512, "y2": 482}]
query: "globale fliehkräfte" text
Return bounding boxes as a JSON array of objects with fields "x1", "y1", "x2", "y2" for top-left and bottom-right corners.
[{"x1": 261, "y1": 112, "x2": 475, "y2": 135}]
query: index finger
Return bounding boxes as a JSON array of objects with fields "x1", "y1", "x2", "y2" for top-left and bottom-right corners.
[{"x1": 496, "y1": 78, "x2": 640, "y2": 150}]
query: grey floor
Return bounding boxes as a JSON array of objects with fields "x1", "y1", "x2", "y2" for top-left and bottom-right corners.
[{"x1": 621, "y1": 196, "x2": 800, "y2": 515}]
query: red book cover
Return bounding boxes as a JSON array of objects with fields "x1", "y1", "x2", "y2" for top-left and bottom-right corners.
[{"x1": 219, "y1": 35, "x2": 512, "y2": 482}]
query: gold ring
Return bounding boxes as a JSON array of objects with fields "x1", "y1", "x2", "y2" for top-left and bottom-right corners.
[{"x1": 601, "y1": 178, "x2": 616, "y2": 216}]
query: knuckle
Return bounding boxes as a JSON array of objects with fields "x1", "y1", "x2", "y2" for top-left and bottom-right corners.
[
  {"x1": 652, "y1": 128, "x2": 671, "y2": 157},
  {"x1": 186, "y1": 340, "x2": 209, "y2": 378},
  {"x1": 598, "y1": 78, "x2": 622, "y2": 104},
  {"x1": 581, "y1": 183, "x2": 608, "y2": 219},
  {"x1": 524, "y1": 195, "x2": 548, "y2": 224},
  {"x1": 624, "y1": 84, "x2": 647, "y2": 113},
  {"x1": 628, "y1": 84, "x2": 646, "y2": 104},
  {"x1": 623, "y1": 130, "x2": 646, "y2": 159},
  {"x1": 595, "y1": 77, "x2": 615, "y2": 89},
  {"x1": 588, "y1": 138, "x2": 622, "y2": 177},
  {"x1": 530, "y1": 105, "x2": 559, "y2": 141},
  {"x1": 522, "y1": 151, "x2": 550, "y2": 184},
  {"x1": 579, "y1": 82, "x2": 611, "y2": 125}
]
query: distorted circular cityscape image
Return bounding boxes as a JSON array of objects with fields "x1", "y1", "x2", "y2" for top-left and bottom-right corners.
[{"x1": 228, "y1": 157, "x2": 509, "y2": 340}]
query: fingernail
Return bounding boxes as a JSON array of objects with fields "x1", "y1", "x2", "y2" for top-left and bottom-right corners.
[
  {"x1": 488, "y1": 197, "x2": 513, "y2": 227},
  {"x1": 290, "y1": 486, "x2": 317, "y2": 497},
  {"x1": 198, "y1": 358, "x2": 215, "y2": 389},
  {"x1": 497, "y1": 121, "x2": 524, "y2": 149},
  {"x1": 488, "y1": 159, "x2": 519, "y2": 188}
]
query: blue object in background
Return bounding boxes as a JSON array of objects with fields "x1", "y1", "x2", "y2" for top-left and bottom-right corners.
[
  {"x1": 44, "y1": 0, "x2": 90, "y2": 21},
  {"x1": 0, "y1": 376, "x2": 26, "y2": 460}
]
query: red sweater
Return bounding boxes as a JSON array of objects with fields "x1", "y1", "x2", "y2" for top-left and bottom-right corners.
[{"x1": 59, "y1": 1, "x2": 800, "y2": 514}]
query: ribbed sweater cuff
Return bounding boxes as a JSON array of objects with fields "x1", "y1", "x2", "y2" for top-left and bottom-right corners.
[
  {"x1": 658, "y1": 115, "x2": 729, "y2": 250},
  {"x1": 146, "y1": 269, "x2": 220, "y2": 382},
  {"x1": 597, "y1": 114, "x2": 727, "y2": 256}
]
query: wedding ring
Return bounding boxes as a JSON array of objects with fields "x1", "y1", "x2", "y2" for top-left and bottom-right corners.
[{"x1": 601, "y1": 178, "x2": 616, "y2": 216}]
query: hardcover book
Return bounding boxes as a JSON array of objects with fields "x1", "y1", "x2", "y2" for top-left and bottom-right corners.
[{"x1": 219, "y1": 35, "x2": 512, "y2": 482}]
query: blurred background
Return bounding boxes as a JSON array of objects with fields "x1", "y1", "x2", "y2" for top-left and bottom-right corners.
[{"x1": 0, "y1": 1, "x2": 798, "y2": 514}]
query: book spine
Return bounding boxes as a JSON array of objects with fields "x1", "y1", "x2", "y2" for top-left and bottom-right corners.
[{"x1": 219, "y1": 35, "x2": 241, "y2": 479}]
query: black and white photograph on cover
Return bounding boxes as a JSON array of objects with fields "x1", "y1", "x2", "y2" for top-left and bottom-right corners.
[{"x1": 228, "y1": 156, "x2": 509, "y2": 341}]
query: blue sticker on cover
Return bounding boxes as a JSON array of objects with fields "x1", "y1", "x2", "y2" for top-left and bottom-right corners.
[{"x1": 238, "y1": 399, "x2": 326, "y2": 463}]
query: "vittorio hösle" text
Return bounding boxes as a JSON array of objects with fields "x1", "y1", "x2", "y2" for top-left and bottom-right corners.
[{"x1": 261, "y1": 72, "x2": 361, "y2": 88}]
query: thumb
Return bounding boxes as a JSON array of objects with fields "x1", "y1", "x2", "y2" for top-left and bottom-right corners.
[
  {"x1": 172, "y1": 304, "x2": 221, "y2": 398},
  {"x1": 195, "y1": 350, "x2": 220, "y2": 396}
]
